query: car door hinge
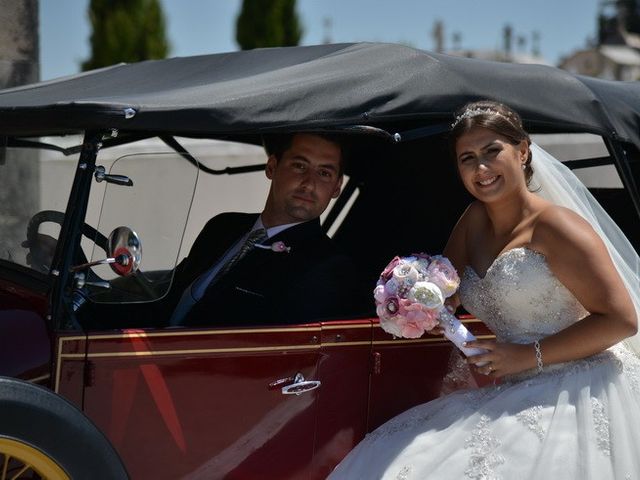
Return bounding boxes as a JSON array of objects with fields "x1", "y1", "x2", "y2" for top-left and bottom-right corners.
[
  {"x1": 372, "y1": 351, "x2": 382, "y2": 375},
  {"x1": 84, "y1": 360, "x2": 96, "y2": 387}
]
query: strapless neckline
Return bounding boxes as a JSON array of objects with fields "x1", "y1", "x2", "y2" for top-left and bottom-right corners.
[
  {"x1": 459, "y1": 246, "x2": 587, "y2": 344},
  {"x1": 465, "y1": 246, "x2": 544, "y2": 280}
]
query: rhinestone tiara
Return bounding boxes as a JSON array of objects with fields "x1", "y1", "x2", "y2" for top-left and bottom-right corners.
[{"x1": 451, "y1": 107, "x2": 510, "y2": 129}]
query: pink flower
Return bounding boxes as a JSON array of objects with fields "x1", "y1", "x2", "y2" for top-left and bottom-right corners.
[
  {"x1": 426, "y1": 256, "x2": 460, "y2": 298},
  {"x1": 270, "y1": 241, "x2": 291, "y2": 253},
  {"x1": 399, "y1": 299, "x2": 439, "y2": 331},
  {"x1": 395, "y1": 316, "x2": 424, "y2": 338},
  {"x1": 255, "y1": 241, "x2": 291, "y2": 253},
  {"x1": 380, "y1": 256, "x2": 401, "y2": 281}
]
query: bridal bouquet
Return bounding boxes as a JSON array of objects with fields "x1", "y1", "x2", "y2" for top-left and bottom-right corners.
[{"x1": 374, "y1": 254, "x2": 485, "y2": 358}]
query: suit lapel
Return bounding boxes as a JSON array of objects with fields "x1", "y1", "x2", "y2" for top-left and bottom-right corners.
[
  {"x1": 186, "y1": 213, "x2": 259, "y2": 280},
  {"x1": 218, "y1": 219, "x2": 324, "y2": 283}
]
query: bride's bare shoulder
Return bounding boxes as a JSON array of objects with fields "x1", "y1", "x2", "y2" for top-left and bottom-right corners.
[{"x1": 532, "y1": 205, "x2": 603, "y2": 254}]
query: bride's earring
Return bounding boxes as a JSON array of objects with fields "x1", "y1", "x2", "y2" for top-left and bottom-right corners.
[{"x1": 521, "y1": 163, "x2": 526, "y2": 170}]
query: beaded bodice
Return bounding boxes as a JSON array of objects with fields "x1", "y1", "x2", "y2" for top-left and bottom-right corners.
[{"x1": 459, "y1": 247, "x2": 588, "y2": 344}]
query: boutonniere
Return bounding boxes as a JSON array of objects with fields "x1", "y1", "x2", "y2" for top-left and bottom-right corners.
[{"x1": 255, "y1": 241, "x2": 291, "y2": 253}]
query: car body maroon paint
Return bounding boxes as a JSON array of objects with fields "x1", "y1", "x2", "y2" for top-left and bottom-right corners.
[{"x1": 50, "y1": 317, "x2": 489, "y2": 479}]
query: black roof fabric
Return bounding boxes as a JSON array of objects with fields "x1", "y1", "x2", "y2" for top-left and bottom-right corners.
[{"x1": 0, "y1": 43, "x2": 639, "y2": 146}]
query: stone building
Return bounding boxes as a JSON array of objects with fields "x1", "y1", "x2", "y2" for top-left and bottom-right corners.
[
  {"x1": 560, "y1": 44, "x2": 640, "y2": 80},
  {"x1": 559, "y1": 0, "x2": 640, "y2": 80}
]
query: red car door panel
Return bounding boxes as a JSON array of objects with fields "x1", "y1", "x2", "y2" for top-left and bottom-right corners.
[{"x1": 57, "y1": 325, "x2": 322, "y2": 480}]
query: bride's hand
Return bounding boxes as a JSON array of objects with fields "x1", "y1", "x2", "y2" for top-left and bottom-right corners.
[
  {"x1": 463, "y1": 340, "x2": 537, "y2": 378},
  {"x1": 426, "y1": 325, "x2": 445, "y2": 336}
]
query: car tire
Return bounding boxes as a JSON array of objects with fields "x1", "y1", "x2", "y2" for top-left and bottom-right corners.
[{"x1": 0, "y1": 376, "x2": 128, "y2": 479}]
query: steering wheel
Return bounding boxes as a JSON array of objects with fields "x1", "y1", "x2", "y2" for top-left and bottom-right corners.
[{"x1": 25, "y1": 210, "x2": 109, "y2": 271}]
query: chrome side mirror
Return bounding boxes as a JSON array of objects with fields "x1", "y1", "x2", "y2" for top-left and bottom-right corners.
[
  {"x1": 70, "y1": 226, "x2": 142, "y2": 276},
  {"x1": 107, "y1": 226, "x2": 142, "y2": 276}
]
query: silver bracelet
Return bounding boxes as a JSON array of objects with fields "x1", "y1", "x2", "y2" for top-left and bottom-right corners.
[{"x1": 534, "y1": 340, "x2": 544, "y2": 373}]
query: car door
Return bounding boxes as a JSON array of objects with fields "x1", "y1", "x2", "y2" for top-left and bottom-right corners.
[
  {"x1": 311, "y1": 318, "x2": 374, "y2": 477},
  {"x1": 367, "y1": 316, "x2": 494, "y2": 430},
  {"x1": 56, "y1": 324, "x2": 323, "y2": 479},
  {"x1": 366, "y1": 323, "x2": 454, "y2": 430}
]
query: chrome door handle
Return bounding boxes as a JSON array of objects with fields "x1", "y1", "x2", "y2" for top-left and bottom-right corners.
[
  {"x1": 280, "y1": 373, "x2": 321, "y2": 396},
  {"x1": 281, "y1": 381, "x2": 321, "y2": 395}
]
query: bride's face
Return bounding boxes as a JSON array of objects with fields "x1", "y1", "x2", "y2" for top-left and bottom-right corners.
[{"x1": 455, "y1": 126, "x2": 528, "y2": 203}]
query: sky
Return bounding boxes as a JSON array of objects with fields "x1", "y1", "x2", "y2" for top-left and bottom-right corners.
[{"x1": 40, "y1": 0, "x2": 603, "y2": 81}]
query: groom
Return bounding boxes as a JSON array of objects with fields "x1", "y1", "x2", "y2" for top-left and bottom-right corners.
[{"x1": 166, "y1": 132, "x2": 365, "y2": 327}]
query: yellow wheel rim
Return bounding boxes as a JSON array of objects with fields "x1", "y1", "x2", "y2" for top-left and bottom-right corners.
[{"x1": 0, "y1": 438, "x2": 69, "y2": 480}]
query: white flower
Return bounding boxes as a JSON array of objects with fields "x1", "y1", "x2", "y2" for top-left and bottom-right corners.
[
  {"x1": 408, "y1": 281, "x2": 444, "y2": 309},
  {"x1": 413, "y1": 258, "x2": 431, "y2": 276},
  {"x1": 392, "y1": 263, "x2": 419, "y2": 286},
  {"x1": 379, "y1": 316, "x2": 403, "y2": 337}
]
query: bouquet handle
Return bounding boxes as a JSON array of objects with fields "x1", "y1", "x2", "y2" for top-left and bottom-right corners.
[{"x1": 439, "y1": 308, "x2": 488, "y2": 362}]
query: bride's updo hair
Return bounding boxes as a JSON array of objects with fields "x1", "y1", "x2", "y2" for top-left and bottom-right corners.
[{"x1": 449, "y1": 100, "x2": 534, "y2": 186}]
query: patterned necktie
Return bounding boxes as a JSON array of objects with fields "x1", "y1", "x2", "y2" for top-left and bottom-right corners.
[{"x1": 216, "y1": 228, "x2": 269, "y2": 278}]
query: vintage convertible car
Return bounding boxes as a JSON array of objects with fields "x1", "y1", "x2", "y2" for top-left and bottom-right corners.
[{"x1": 0, "y1": 43, "x2": 639, "y2": 479}]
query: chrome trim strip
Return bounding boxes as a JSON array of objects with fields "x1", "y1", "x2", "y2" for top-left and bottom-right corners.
[
  {"x1": 25, "y1": 374, "x2": 51, "y2": 383},
  {"x1": 371, "y1": 334, "x2": 494, "y2": 346},
  {"x1": 60, "y1": 343, "x2": 323, "y2": 359},
  {"x1": 55, "y1": 335, "x2": 497, "y2": 360},
  {"x1": 58, "y1": 321, "x2": 481, "y2": 344},
  {"x1": 59, "y1": 325, "x2": 323, "y2": 343},
  {"x1": 322, "y1": 323, "x2": 372, "y2": 330},
  {"x1": 321, "y1": 341, "x2": 372, "y2": 347}
]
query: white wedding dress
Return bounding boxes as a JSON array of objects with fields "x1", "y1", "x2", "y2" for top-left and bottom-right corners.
[{"x1": 329, "y1": 247, "x2": 640, "y2": 480}]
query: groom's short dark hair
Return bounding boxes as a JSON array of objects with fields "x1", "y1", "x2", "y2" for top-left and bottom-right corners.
[{"x1": 262, "y1": 133, "x2": 347, "y2": 175}]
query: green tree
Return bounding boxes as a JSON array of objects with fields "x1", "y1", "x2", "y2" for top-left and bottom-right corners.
[
  {"x1": 82, "y1": 0, "x2": 170, "y2": 71},
  {"x1": 236, "y1": 0, "x2": 303, "y2": 50},
  {"x1": 618, "y1": 0, "x2": 640, "y2": 33}
]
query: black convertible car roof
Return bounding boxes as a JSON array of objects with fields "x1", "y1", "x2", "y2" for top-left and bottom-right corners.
[{"x1": 0, "y1": 42, "x2": 639, "y2": 147}]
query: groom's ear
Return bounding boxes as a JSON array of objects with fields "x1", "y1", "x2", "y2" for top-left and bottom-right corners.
[
  {"x1": 331, "y1": 176, "x2": 343, "y2": 198},
  {"x1": 265, "y1": 155, "x2": 277, "y2": 179}
]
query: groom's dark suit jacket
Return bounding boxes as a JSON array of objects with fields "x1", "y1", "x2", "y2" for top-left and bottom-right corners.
[{"x1": 163, "y1": 212, "x2": 367, "y2": 326}]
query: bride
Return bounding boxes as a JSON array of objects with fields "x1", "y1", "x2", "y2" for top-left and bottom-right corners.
[{"x1": 329, "y1": 101, "x2": 640, "y2": 479}]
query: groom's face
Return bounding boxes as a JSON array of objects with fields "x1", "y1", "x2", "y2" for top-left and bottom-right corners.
[{"x1": 262, "y1": 134, "x2": 343, "y2": 227}]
